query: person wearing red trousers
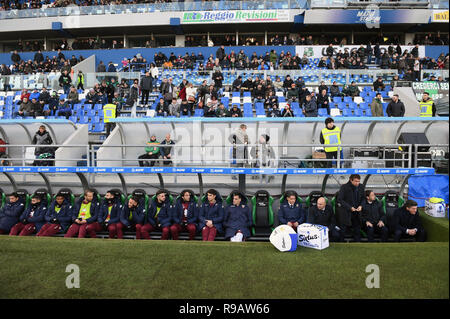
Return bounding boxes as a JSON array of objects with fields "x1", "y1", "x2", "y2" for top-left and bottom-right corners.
[
  {"x1": 86, "y1": 190, "x2": 123, "y2": 239},
  {"x1": 9, "y1": 195, "x2": 47, "y2": 236},
  {"x1": 37, "y1": 194, "x2": 73, "y2": 236},
  {"x1": 117, "y1": 196, "x2": 146, "y2": 239},
  {"x1": 198, "y1": 189, "x2": 224, "y2": 241},
  {"x1": 64, "y1": 190, "x2": 99, "y2": 238},
  {"x1": 142, "y1": 189, "x2": 171, "y2": 240},
  {"x1": 170, "y1": 190, "x2": 198, "y2": 240},
  {"x1": 0, "y1": 192, "x2": 25, "y2": 235}
]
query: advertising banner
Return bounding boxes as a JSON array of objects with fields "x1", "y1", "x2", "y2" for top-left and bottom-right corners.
[
  {"x1": 431, "y1": 10, "x2": 449, "y2": 23},
  {"x1": 304, "y1": 9, "x2": 431, "y2": 25},
  {"x1": 295, "y1": 45, "x2": 426, "y2": 58},
  {"x1": 181, "y1": 9, "x2": 291, "y2": 24},
  {"x1": 412, "y1": 81, "x2": 449, "y2": 101}
]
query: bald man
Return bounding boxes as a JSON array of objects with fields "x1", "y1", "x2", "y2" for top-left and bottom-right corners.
[{"x1": 307, "y1": 197, "x2": 341, "y2": 242}]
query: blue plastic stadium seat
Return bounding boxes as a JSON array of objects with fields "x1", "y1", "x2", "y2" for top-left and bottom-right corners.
[
  {"x1": 348, "y1": 102, "x2": 357, "y2": 110},
  {"x1": 333, "y1": 97, "x2": 342, "y2": 103},
  {"x1": 342, "y1": 109, "x2": 352, "y2": 117},
  {"x1": 354, "y1": 109, "x2": 363, "y2": 117},
  {"x1": 337, "y1": 102, "x2": 346, "y2": 110},
  {"x1": 365, "y1": 109, "x2": 373, "y2": 117},
  {"x1": 343, "y1": 96, "x2": 352, "y2": 103},
  {"x1": 318, "y1": 108, "x2": 328, "y2": 117},
  {"x1": 359, "y1": 102, "x2": 369, "y2": 110}
]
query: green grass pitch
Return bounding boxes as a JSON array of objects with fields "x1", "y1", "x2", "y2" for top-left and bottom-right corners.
[{"x1": 0, "y1": 235, "x2": 448, "y2": 299}]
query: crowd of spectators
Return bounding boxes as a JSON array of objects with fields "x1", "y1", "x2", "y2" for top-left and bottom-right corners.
[
  {"x1": 2, "y1": 49, "x2": 84, "y2": 75},
  {"x1": 0, "y1": 0, "x2": 172, "y2": 10}
]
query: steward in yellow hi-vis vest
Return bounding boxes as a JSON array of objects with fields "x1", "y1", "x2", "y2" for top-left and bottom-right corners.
[
  {"x1": 103, "y1": 104, "x2": 117, "y2": 123},
  {"x1": 419, "y1": 92, "x2": 435, "y2": 117},
  {"x1": 320, "y1": 117, "x2": 342, "y2": 168}
]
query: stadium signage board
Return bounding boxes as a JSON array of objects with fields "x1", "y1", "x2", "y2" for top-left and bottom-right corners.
[
  {"x1": 0, "y1": 167, "x2": 435, "y2": 175},
  {"x1": 304, "y1": 9, "x2": 431, "y2": 24},
  {"x1": 181, "y1": 10, "x2": 290, "y2": 24},
  {"x1": 412, "y1": 81, "x2": 449, "y2": 101},
  {"x1": 296, "y1": 45, "x2": 426, "y2": 59},
  {"x1": 431, "y1": 10, "x2": 449, "y2": 23}
]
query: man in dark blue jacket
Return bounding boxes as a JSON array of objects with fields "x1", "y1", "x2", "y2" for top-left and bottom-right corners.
[
  {"x1": 0, "y1": 192, "x2": 25, "y2": 234},
  {"x1": 336, "y1": 174, "x2": 365, "y2": 242},
  {"x1": 65, "y1": 190, "x2": 99, "y2": 238},
  {"x1": 9, "y1": 195, "x2": 47, "y2": 236},
  {"x1": 198, "y1": 189, "x2": 224, "y2": 241},
  {"x1": 170, "y1": 190, "x2": 198, "y2": 240},
  {"x1": 37, "y1": 194, "x2": 73, "y2": 236},
  {"x1": 393, "y1": 200, "x2": 426, "y2": 242},
  {"x1": 361, "y1": 190, "x2": 388, "y2": 242},
  {"x1": 278, "y1": 191, "x2": 306, "y2": 232},
  {"x1": 118, "y1": 196, "x2": 146, "y2": 239},
  {"x1": 86, "y1": 190, "x2": 123, "y2": 239},
  {"x1": 140, "y1": 190, "x2": 172, "y2": 240},
  {"x1": 307, "y1": 197, "x2": 340, "y2": 242},
  {"x1": 223, "y1": 192, "x2": 253, "y2": 241}
]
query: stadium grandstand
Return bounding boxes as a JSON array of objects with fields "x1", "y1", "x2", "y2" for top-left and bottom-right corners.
[{"x1": 0, "y1": 0, "x2": 449, "y2": 300}]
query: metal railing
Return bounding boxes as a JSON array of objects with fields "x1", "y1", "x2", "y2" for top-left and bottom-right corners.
[
  {"x1": 0, "y1": 0, "x2": 308, "y2": 20},
  {"x1": 1, "y1": 143, "x2": 447, "y2": 169}
]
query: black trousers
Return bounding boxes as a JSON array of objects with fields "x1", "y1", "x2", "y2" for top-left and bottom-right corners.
[
  {"x1": 365, "y1": 224, "x2": 389, "y2": 242},
  {"x1": 325, "y1": 151, "x2": 338, "y2": 168},
  {"x1": 141, "y1": 90, "x2": 150, "y2": 105},
  {"x1": 138, "y1": 153, "x2": 159, "y2": 167},
  {"x1": 339, "y1": 213, "x2": 361, "y2": 242},
  {"x1": 394, "y1": 228, "x2": 426, "y2": 242}
]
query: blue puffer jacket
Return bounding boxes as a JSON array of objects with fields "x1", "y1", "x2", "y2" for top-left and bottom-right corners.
[
  {"x1": 198, "y1": 193, "x2": 225, "y2": 233},
  {"x1": 120, "y1": 201, "x2": 146, "y2": 227},
  {"x1": 98, "y1": 197, "x2": 123, "y2": 225},
  {"x1": 45, "y1": 199, "x2": 73, "y2": 232},
  {"x1": 19, "y1": 202, "x2": 47, "y2": 232},
  {"x1": 0, "y1": 199, "x2": 26, "y2": 232},
  {"x1": 147, "y1": 197, "x2": 171, "y2": 228},
  {"x1": 223, "y1": 197, "x2": 253, "y2": 239},
  {"x1": 172, "y1": 196, "x2": 199, "y2": 229}
]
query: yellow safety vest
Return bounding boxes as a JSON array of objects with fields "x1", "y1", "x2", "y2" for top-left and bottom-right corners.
[
  {"x1": 103, "y1": 104, "x2": 117, "y2": 123},
  {"x1": 419, "y1": 100, "x2": 433, "y2": 117},
  {"x1": 78, "y1": 202, "x2": 92, "y2": 220},
  {"x1": 321, "y1": 126, "x2": 341, "y2": 153}
]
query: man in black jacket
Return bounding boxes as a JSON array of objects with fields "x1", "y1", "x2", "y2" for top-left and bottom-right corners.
[
  {"x1": 393, "y1": 200, "x2": 426, "y2": 242},
  {"x1": 336, "y1": 174, "x2": 365, "y2": 242},
  {"x1": 140, "y1": 72, "x2": 153, "y2": 106},
  {"x1": 386, "y1": 94, "x2": 405, "y2": 117},
  {"x1": 361, "y1": 190, "x2": 388, "y2": 242},
  {"x1": 307, "y1": 197, "x2": 341, "y2": 242}
]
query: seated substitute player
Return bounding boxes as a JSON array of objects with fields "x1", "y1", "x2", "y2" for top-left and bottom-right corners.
[
  {"x1": 278, "y1": 191, "x2": 306, "y2": 232},
  {"x1": 141, "y1": 189, "x2": 172, "y2": 240},
  {"x1": 307, "y1": 197, "x2": 341, "y2": 242},
  {"x1": 86, "y1": 190, "x2": 123, "y2": 239},
  {"x1": 223, "y1": 192, "x2": 253, "y2": 242},
  {"x1": 170, "y1": 190, "x2": 198, "y2": 240},
  {"x1": 37, "y1": 193, "x2": 72, "y2": 237},
  {"x1": 198, "y1": 189, "x2": 224, "y2": 241},
  {"x1": 0, "y1": 192, "x2": 25, "y2": 235},
  {"x1": 65, "y1": 190, "x2": 100, "y2": 238},
  {"x1": 393, "y1": 200, "x2": 426, "y2": 242},
  {"x1": 9, "y1": 194, "x2": 47, "y2": 236},
  {"x1": 361, "y1": 190, "x2": 389, "y2": 242},
  {"x1": 117, "y1": 196, "x2": 146, "y2": 239}
]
